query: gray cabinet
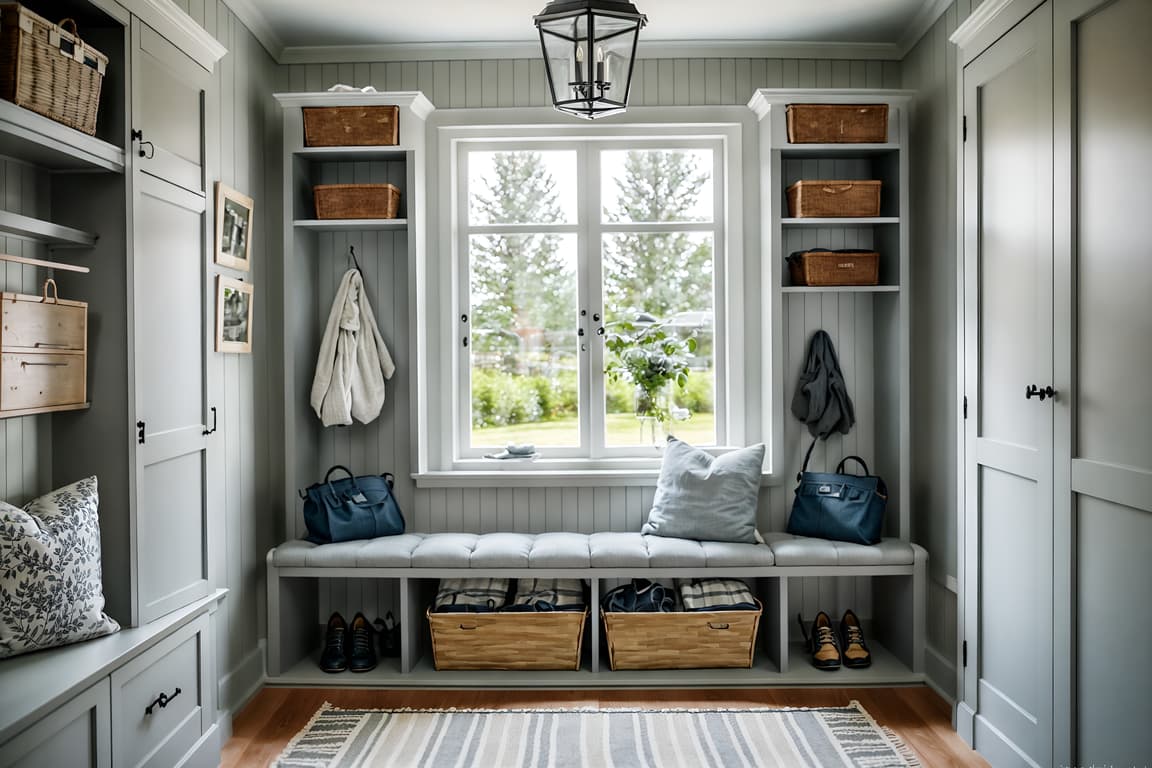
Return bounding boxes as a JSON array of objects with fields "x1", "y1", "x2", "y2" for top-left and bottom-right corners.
[
  {"x1": 0, "y1": 679, "x2": 110, "y2": 768},
  {"x1": 955, "y1": 0, "x2": 1152, "y2": 764}
]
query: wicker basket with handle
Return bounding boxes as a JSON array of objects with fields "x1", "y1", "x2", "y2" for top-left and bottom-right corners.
[
  {"x1": 427, "y1": 608, "x2": 588, "y2": 670},
  {"x1": 602, "y1": 599, "x2": 762, "y2": 670},
  {"x1": 788, "y1": 249, "x2": 880, "y2": 286},
  {"x1": 0, "y1": 5, "x2": 107, "y2": 135},
  {"x1": 313, "y1": 183, "x2": 401, "y2": 219},
  {"x1": 786, "y1": 180, "x2": 881, "y2": 218},
  {"x1": 786, "y1": 104, "x2": 888, "y2": 143}
]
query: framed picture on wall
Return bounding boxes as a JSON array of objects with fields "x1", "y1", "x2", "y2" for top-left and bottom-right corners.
[
  {"x1": 214, "y1": 182, "x2": 254, "y2": 271},
  {"x1": 215, "y1": 276, "x2": 254, "y2": 353}
]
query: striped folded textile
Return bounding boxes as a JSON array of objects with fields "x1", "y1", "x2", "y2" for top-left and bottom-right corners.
[
  {"x1": 676, "y1": 578, "x2": 758, "y2": 612},
  {"x1": 433, "y1": 578, "x2": 511, "y2": 612},
  {"x1": 504, "y1": 578, "x2": 586, "y2": 612}
]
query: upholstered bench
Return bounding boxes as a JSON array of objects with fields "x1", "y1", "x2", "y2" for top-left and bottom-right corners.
[{"x1": 267, "y1": 531, "x2": 925, "y2": 681}]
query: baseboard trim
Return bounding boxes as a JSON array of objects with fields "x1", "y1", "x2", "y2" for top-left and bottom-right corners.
[
  {"x1": 955, "y1": 701, "x2": 975, "y2": 746},
  {"x1": 924, "y1": 643, "x2": 957, "y2": 704},
  {"x1": 218, "y1": 640, "x2": 266, "y2": 715}
]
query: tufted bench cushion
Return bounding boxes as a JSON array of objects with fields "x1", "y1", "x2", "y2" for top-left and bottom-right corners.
[{"x1": 270, "y1": 532, "x2": 917, "y2": 569}]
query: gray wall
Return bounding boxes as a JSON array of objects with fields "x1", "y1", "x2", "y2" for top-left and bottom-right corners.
[
  {"x1": 901, "y1": 0, "x2": 974, "y2": 700},
  {"x1": 172, "y1": 0, "x2": 282, "y2": 717}
]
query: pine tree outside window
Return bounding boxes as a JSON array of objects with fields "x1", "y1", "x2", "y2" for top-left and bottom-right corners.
[{"x1": 456, "y1": 136, "x2": 729, "y2": 461}]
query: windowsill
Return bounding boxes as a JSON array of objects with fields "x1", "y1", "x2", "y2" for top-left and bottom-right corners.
[{"x1": 412, "y1": 464, "x2": 783, "y2": 489}]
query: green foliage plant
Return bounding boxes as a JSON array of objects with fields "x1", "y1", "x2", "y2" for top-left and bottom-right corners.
[{"x1": 604, "y1": 319, "x2": 697, "y2": 425}]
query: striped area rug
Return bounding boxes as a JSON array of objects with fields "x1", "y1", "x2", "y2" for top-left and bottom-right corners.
[{"x1": 273, "y1": 703, "x2": 921, "y2": 767}]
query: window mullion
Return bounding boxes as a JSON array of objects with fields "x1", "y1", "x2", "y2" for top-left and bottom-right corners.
[
  {"x1": 456, "y1": 146, "x2": 472, "y2": 458},
  {"x1": 584, "y1": 142, "x2": 608, "y2": 459}
]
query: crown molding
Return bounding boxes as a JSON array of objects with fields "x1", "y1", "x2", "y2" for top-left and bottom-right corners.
[
  {"x1": 897, "y1": 0, "x2": 954, "y2": 58},
  {"x1": 122, "y1": 0, "x2": 228, "y2": 68},
  {"x1": 221, "y1": 0, "x2": 286, "y2": 59},
  {"x1": 950, "y1": 0, "x2": 1016, "y2": 48},
  {"x1": 277, "y1": 38, "x2": 901, "y2": 65}
]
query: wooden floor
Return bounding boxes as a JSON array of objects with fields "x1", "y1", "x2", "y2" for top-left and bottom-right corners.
[{"x1": 222, "y1": 685, "x2": 989, "y2": 767}]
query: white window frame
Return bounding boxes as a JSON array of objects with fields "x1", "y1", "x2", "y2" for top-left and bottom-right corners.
[{"x1": 418, "y1": 106, "x2": 765, "y2": 483}]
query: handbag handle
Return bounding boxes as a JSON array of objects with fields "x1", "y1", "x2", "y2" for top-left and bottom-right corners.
[
  {"x1": 835, "y1": 456, "x2": 871, "y2": 476},
  {"x1": 797, "y1": 437, "x2": 819, "y2": 481},
  {"x1": 324, "y1": 465, "x2": 355, "y2": 484}
]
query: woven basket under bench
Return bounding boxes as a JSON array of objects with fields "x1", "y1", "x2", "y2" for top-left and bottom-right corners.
[
  {"x1": 602, "y1": 599, "x2": 762, "y2": 670},
  {"x1": 427, "y1": 608, "x2": 588, "y2": 670},
  {"x1": 0, "y1": 4, "x2": 107, "y2": 135}
]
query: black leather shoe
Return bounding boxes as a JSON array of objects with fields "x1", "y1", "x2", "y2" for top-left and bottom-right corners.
[
  {"x1": 838, "y1": 609, "x2": 872, "y2": 668},
  {"x1": 374, "y1": 612, "x2": 401, "y2": 658},
  {"x1": 348, "y1": 612, "x2": 377, "y2": 672},
  {"x1": 798, "y1": 611, "x2": 841, "y2": 670},
  {"x1": 319, "y1": 612, "x2": 348, "y2": 673}
]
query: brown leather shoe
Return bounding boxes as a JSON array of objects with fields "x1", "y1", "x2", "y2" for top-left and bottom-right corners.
[
  {"x1": 799, "y1": 611, "x2": 841, "y2": 670},
  {"x1": 838, "y1": 609, "x2": 872, "y2": 669}
]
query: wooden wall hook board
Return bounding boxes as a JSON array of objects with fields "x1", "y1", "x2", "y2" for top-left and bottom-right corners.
[
  {"x1": 0, "y1": 253, "x2": 90, "y2": 274},
  {"x1": 42, "y1": 278, "x2": 59, "y2": 303}
]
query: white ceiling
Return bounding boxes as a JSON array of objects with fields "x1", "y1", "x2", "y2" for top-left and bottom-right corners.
[{"x1": 227, "y1": 0, "x2": 951, "y2": 62}]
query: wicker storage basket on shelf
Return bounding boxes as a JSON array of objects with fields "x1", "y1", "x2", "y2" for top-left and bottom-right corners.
[
  {"x1": 303, "y1": 105, "x2": 399, "y2": 146},
  {"x1": 788, "y1": 249, "x2": 880, "y2": 286},
  {"x1": 786, "y1": 103, "x2": 889, "y2": 143},
  {"x1": 426, "y1": 608, "x2": 588, "y2": 670},
  {"x1": 313, "y1": 183, "x2": 400, "y2": 219},
  {"x1": 786, "y1": 180, "x2": 882, "y2": 218},
  {"x1": 602, "y1": 599, "x2": 762, "y2": 670},
  {"x1": 0, "y1": 5, "x2": 107, "y2": 135}
]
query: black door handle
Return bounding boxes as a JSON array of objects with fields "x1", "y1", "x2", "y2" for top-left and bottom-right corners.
[
  {"x1": 1024, "y1": 384, "x2": 1056, "y2": 401},
  {"x1": 202, "y1": 406, "x2": 217, "y2": 435}
]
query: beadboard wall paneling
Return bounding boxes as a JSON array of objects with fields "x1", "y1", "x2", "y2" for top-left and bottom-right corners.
[
  {"x1": 901, "y1": 0, "x2": 974, "y2": 700},
  {"x1": 176, "y1": 0, "x2": 282, "y2": 717},
  {"x1": 0, "y1": 159, "x2": 53, "y2": 505}
]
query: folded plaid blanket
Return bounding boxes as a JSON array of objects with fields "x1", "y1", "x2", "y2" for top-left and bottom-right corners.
[
  {"x1": 433, "y1": 578, "x2": 511, "y2": 612},
  {"x1": 676, "y1": 578, "x2": 758, "y2": 612},
  {"x1": 504, "y1": 578, "x2": 586, "y2": 612}
]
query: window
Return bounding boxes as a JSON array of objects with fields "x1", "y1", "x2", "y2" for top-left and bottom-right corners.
[
  {"x1": 455, "y1": 133, "x2": 732, "y2": 465},
  {"x1": 423, "y1": 113, "x2": 756, "y2": 477}
]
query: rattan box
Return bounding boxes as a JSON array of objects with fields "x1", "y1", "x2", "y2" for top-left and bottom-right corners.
[
  {"x1": 786, "y1": 180, "x2": 882, "y2": 218},
  {"x1": 786, "y1": 104, "x2": 888, "y2": 143},
  {"x1": 788, "y1": 249, "x2": 879, "y2": 286},
  {"x1": 314, "y1": 183, "x2": 400, "y2": 219},
  {"x1": 602, "y1": 599, "x2": 762, "y2": 670},
  {"x1": 427, "y1": 608, "x2": 588, "y2": 670},
  {"x1": 303, "y1": 105, "x2": 399, "y2": 146},
  {"x1": 0, "y1": 5, "x2": 107, "y2": 135}
]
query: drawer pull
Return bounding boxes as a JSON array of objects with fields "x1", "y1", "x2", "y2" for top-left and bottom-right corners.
[
  {"x1": 20, "y1": 360, "x2": 68, "y2": 367},
  {"x1": 707, "y1": 622, "x2": 730, "y2": 630},
  {"x1": 145, "y1": 687, "x2": 182, "y2": 716},
  {"x1": 33, "y1": 342, "x2": 72, "y2": 349}
]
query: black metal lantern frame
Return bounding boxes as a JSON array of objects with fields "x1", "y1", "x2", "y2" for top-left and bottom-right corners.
[{"x1": 534, "y1": 0, "x2": 647, "y2": 119}]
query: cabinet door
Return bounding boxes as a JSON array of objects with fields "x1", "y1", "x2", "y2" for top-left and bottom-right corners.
[
  {"x1": 1054, "y1": 0, "x2": 1152, "y2": 764},
  {"x1": 961, "y1": 3, "x2": 1054, "y2": 767},
  {"x1": 130, "y1": 20, "x2": 213, "y2": 624}
]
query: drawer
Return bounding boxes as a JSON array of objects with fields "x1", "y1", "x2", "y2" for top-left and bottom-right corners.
[
  {"x1": 111, "y1": 615, "x2": 208, "y2": 768},
  {"x1": 1, "y1": 290, "x2": 87, "y2": 352},
  {"x1": 0, "y1": 352, "x2": 86, "y2": 411},
  {"x1": 0, "y1": 678, "x2": 110, "y2": 768}
]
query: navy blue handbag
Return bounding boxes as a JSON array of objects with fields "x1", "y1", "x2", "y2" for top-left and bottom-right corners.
[
  {"x1": 300, "y1": 465, "x2": 405, "y2": 544},
  {"x1": 787, "y1": 440, "x2": 887, "y2": 545}
]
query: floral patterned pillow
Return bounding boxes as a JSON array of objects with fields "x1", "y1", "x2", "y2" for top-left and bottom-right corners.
[{"x1": 0, "y1": 476, "x2": 120, "y2": 658}]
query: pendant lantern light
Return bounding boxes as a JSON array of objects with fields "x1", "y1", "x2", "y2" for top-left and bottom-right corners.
[{"x1": 533, "y1": 0, "x2": 647, "y2": 119}]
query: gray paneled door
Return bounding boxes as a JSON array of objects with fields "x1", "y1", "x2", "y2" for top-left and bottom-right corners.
[
  {"x1": 130, "y1": 20, "x2": 212, "y2": 624},
  {"x1": 1054, "y1": 0, "x2": 1152, "y2": 763},
  {"x1": 962, "y1": 4, "x2": 1054, "y2": 767}
]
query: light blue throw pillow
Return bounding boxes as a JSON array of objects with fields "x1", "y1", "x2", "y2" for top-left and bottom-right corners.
[{"x1": 642, "y1": 437, "x2": 765, "y2": 543}]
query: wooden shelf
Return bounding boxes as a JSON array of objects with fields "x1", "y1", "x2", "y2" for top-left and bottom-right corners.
[
  {"x1": 782, "y1": 217, "x2": 900, "y2": 227},
  {"x1": 783, "y1": 285, "x2": 900, "y2": 294},
  {"x1": 0, "y1": 211, "x2": 98, "y2": 248},
  {"x1": 294, "y1": 218, "x2": 408, "y2": 231},
  {"x1": 294, "y1": 146, "x2": 408, "y2": 162},
  {"x1": 271, "y1": 640, "x2": 922, "y2": 687},
  {"x1": 780, "y1": 143, "x2": 900, "y2": 157},
  {"x1": 0, "y1": 402, "x2": 89, "y2": 419},
  {"x1": 0, "y1": 101, "x2": 124, "y2": 173}
]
